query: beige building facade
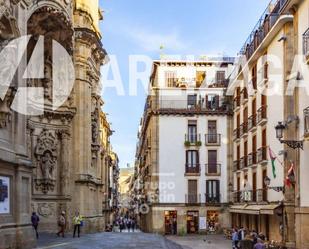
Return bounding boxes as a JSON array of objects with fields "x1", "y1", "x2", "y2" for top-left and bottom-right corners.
[{"x1": 0, "y1": 0, "x2": 114, "y2": 248}]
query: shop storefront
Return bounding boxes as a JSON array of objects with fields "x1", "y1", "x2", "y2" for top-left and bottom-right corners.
[
  {"x1": 187, "y1": 211, "x2": 199, "y2": 234},
  {"x1": 164, "y1": 211, "x2": 177, "y2": 235}
]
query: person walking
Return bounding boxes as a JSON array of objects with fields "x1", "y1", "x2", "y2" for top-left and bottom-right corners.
[
  {"x1": 73, "y1": 212, "x2": 83, "y2": 238},
  {"x1": 232, "y1": 228, "x2": 239, "y2": 249},
  {"x1": 127, "y1": 219, "x2": 131, "y2": 232},
  {"x1": 253, "y1": 238, "x2": 266, "y2": 249},
  {"x1": 31, "y1": 212, "x2": 40, "y2": 239},
  {"x1": 131, "y1": 219, "x2": 136, "y2": 232},
  {"x1": 57, "y1": 211, "x2": 66, "y2": 238}
]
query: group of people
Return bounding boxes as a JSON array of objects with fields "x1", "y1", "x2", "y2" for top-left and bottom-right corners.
[
  {"x1": 232, "y1": 227, "x2": 266, "y2": 249},
  {"x1": 116, "y1": 217, "x2": 137, "y2": 232},
  {"x1": 31, "y1": 211, "x2": 83, "y2": 239}
]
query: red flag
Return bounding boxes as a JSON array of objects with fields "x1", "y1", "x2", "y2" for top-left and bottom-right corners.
[{"x1": 285, "y1": 162, "x2": 295, "y2": 188}]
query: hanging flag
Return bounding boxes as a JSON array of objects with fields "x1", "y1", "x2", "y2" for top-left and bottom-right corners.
[
  {"x1": 269, "y1": 147, "x2": 277, "y2": 178},
  {"x1": 285, "y1": 162, "x2": 295, "y2": 188}
]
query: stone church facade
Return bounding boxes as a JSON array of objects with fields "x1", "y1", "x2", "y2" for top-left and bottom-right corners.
[{"x1": 0, "y1": 0, "x2": 111, "y2": 248}]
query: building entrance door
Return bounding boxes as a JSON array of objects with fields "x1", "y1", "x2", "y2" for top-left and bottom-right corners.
[
  {"x1": 164, "y1": 211, "x2": 177, "y2": 235},
  {"x1": 187, "y1": 211, "x2": 199, "y2": 234}
]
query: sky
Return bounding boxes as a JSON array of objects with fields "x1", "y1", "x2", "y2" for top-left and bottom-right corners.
[{"x1": 99, "y1": 0, "x2": 270, "y2": 168}]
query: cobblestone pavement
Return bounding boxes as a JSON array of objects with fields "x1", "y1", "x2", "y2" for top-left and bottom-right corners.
[
  {"x1": 36, "y1": 231, "x2": 183, "y2": 249},
  {"x1": 166, "y1": 234, "x2": 231, "y2": 249}
]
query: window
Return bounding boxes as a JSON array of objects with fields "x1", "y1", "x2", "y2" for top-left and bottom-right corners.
[
  {"x1": 206, "y1": 95, "x2": 219, "y2": 110},
  {"x1": 206, "y1": 180, "x2": 220, "y2": 203},
  {"x1": 187, "y1": 95, "x2": 197, "y2": 108},
  {"x1": 186, "y1": 150, "x2": 199, "y2": 167},
  {"x1": 208, "y1": 150, "x2": 217, "y2": 173},
  {"x1": 188, "y1": 121, "x2": 197, "y2": 143},
  {"x1": 165, "y1": 71, "x2": 177, "y2": 87},
  {"x1": 207, "y1": 121, "x2": 217, "y2": 143},
  {"x1": 188, "y1": 180, "x2": 198, "y2": 203},
  {"x1": 216, "y1": 71, "x2": 225, "y2": 84}
]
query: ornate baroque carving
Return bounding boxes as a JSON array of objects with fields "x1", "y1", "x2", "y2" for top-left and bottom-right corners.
[
  {"x1": 37, "y1": 202, "x2": 56, "y2": 217},
  {"x1": 34, "y1": 130, "x2": 58, "y2": 194}
]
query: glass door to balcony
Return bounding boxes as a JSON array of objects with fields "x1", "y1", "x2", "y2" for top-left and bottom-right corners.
[
  {"x1": 188, "y1": 180, "x2": 198, "y2": 204},
  {"x1": 208, "y1": 150, "x2": 217, "y2": 174},
  {"x1": 208, "y1": 121, "x2": 217, "y2": 143},
  {"x1": 206, "y1": 180, "x2": 220, "y2": 204},
  {"x1": 188, "y1": 122, "x2": 197, "y2": 143}
]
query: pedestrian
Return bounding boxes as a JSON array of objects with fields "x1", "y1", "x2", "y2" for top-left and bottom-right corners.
[
  {"x1": 127, "y1": 219, "x2": 131, "y2": 232},
  {"x1": 232, "y1": 228, "x2": 239, "y2": 249},
  {"x1": 119, "y1": 219, "x2": 123, "y2": 232},
  {"x1": 253, "y1": 238, "x2": 266, "y2": 249},
  {"x1": 73, "y1": 211, "x2": 83, "y2": 238},
  {"x1": 31, "y1": 212, "x2": 40, "y2": 239},
  {"x1": 57, "y1": 211, "x2": 66, "y2": 238}
]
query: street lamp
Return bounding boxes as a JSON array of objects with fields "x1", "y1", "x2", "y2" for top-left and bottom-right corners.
[
  {"x1": 264, "y1": 176, "x2": 284, "y2": 193},
  {"x1": 275, "y1": 121, "x2": 304, "y2": 150}
]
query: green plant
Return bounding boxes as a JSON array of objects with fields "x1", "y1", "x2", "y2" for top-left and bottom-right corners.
[
  {"x1": 196, "y1": 141, "x2": 202, "y2": 146},
  {"x1": 184, "y1": 141, "x2": 191, "y2": 146}
]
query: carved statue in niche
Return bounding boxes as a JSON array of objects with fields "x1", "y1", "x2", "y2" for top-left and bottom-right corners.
[
  {"x1": 91, "y1": 108, "x2": 99, "y2": 144},
  {"x1": 34, "y1": 130, "x2": 58, "y2": 194}
]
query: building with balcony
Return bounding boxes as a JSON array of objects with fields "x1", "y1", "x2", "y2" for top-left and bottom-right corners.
[
  {"x1": 133, "y1": 58, "x2": 234, "y2": 234},
  {"x1": 228, "y1": 0, "x2": 309, "y2": 247}
]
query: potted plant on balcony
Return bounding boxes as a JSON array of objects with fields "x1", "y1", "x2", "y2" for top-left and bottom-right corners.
[
  {"x1": 184, "y1": 141, "x2": 191, "y2": 146},
  {"x1": 196, "y1": 141, "x2": 202, "y2": 146}
]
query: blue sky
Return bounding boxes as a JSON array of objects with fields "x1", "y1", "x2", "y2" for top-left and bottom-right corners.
[{"x1": 99, "y1": 0, "x2": 270, "y2": 168}]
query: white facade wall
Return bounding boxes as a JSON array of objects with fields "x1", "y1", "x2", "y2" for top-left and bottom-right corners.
[{"x1": 158, "y1": 114, "x2": 229, "y2": 204}]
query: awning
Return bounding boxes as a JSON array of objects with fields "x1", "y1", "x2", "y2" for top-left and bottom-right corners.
[{"x1": 230, "y1": 204, "x2": 281, "y2": 215}]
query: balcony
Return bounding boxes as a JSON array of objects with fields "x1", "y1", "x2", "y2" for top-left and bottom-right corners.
[
  {"x1": 257, "y1": 147, "x2": 268, "y2": 164},
  {"x1": 233, "y1": 128, "x2": 240, "y2": 141},
  {"x1": 233, "y1": 160, "x2": 240, "y2": 171},
  {"x1": 185, "y1": 134, "x2": 202, "y2": 146},
  {"x1": 205, "y1": 134, "x2": 221, "y2": 146},
  {"x1": 248, "y1": 152, "x2": 257, "y2": 166},
  {"x1": 248, "y1": 114, "x2": 257, "y2": 131},
  {"x1": 240, "y1": 122, "x2": 248, "y2": 137},
  {"x1": 303, "y1": 28, "x2": 309, "y2": 64},
  {"x1": 185, "y1": 194, "x2": 201, "y2": 205},
  {"x1": 257, "y1": 106, "x2": 267, "y2": 125},
  {"x1": 304, "y1": 106, "x2": 309, "y2": 138},
  {"x1": 240, "y1": 0, "x2": 288, "y2": 61},
  {"x1": 234, "y1": 96, "x2": 241, "y2": 111},
  {"x1": 205, "y1": 194, "x2": 221, "y2": 205},
  {"x1": 158, "y1": 100, "x2": 230, "y2": 115},
  {"x1": 257, "y1": 189, "x2": 268, "y2": 202},
  {"x1": 241, "y1": 88, "x2": 248, "y2": 104},
  {"x1": 232, "y1": 191, "x2": 242, "y2": 203},
  {"x1": 205, "y1": 164, "x2": 221, "y2": 176},
  {"x1": 240, "y1": 156, "x2": 248, "y2": 169},
  {"x1": 185, "y1": 164, "x2": 201, "y2": 175}
]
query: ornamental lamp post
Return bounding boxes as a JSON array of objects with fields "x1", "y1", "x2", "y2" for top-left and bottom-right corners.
[{"x1": 275, "y1": 121, "x2": 304, "y2": 150}]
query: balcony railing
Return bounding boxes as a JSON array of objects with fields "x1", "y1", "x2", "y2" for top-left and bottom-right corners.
[
  {"x1": 233, "y1": 191, "x2": 242, "y2": 203},
  {"x1": 303, "y1": 28, "x2": 309, "y2": 63},
  {"x1": 205, "y1": 194, "x2": 221, "y2": 204},
  {"x1": 233, "y1": 128, "x2": 240, "y2": 140},
  {"x1": 248, "y1": 114, "x2": 257, "y2": 131},
  {"x1": 233, "y1": 160, "x2": 240, "y2": 171},
  {"x1": 240, "y1": 122, "x2": 248, "y2": 137},
  {"x1": 240, "y1": 156, "x2": 248, "y2": 169},
  {"x1": 185, "y1": 164, "x2": 201, "y2": 174},
  {"x1": 205, "y1": 164, "x2": 221, "y2": 176},
  {"x1": 158, "y1": 100, "x2": 229, "y2": 113},
  {"x1": 257, "y1": 106, "x2": 267, "y2": 125},
  {"x1": 205, "y1": 134, "x2": 221, "y2": 145},
  {"x1": 240, "y1": 0, "x2": 288, "y2": 61},
  {"x1": 185, "y1": 134, "x2": 201, "y2": 145},
  {"x1": 257, "y1": 147, "x2": 268, "y2": 163},
  {"x1": 248, "y1": 152, "x2": 257, "y2": 166},
  {"x1": 185, "y1": 194, "x2": 201, "y2": 205}
]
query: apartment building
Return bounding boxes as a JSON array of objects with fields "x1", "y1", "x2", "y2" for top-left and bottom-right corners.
[
  {"x1": 134, "y1": 58, "x2": 234, "y2": 234},
  {"x1": 229, "y1": 0, "x2": 309, "y2": 247}
]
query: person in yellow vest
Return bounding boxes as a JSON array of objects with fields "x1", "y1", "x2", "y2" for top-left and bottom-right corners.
[{"x1": 73, "y1": 211, "x2": 83, "y2": 238}]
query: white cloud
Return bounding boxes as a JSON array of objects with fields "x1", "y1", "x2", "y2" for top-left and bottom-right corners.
[{"x1": 127, "y1": 28, "x2": 187, "y2": 52}]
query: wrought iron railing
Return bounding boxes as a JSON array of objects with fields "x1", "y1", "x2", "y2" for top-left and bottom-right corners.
[
  {"x1": 205, "y1": 194, "x2": 221, "y2": 204},
  {"x1": 185, "y1": 164, "x2": 200, "y2": 174},
  {"x1": 205, "y1": 134, "x2": 221, "y2": 145},
  {"x1": 205, "y1": 164, "x2": 221, "y2": 176},
  {"x1": 185, "y1": 194, "x2": 201, "y2": 204}
]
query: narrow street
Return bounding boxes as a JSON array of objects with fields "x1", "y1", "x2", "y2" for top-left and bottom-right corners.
[{"x1": 36, "y1": 232, "x2": 183, "y2": 249}]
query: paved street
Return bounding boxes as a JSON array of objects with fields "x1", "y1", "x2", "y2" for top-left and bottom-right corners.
[
  {"x1": 36, "y1": 232, "x2": 183, "y2": 249},
  {"x1": 167, "y1": 234, "x2": 231, "y2": 249}
]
